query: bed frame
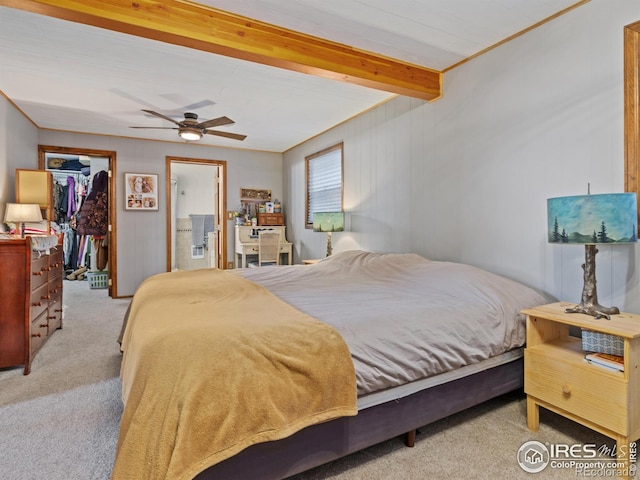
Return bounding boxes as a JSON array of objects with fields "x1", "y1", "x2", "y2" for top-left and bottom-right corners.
[{"x1": 194, "y1": 357, "x2": 523, "y2": 480}]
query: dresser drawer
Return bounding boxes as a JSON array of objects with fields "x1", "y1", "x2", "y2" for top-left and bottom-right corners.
[
  {"x1": 49, "y1": 260, "x2": 63, "y2": 281},
  {"x1": 48, "y1": 294, "x2": 63, "y2": 332},
  {"x1": 525, "y1": 349, "x2": 628, "y2": 434},
  {"x1": 48, "y1": 271, "x2": 63, "y2": 297},
  {"x1": 30, "y1": 282, "x2": 50, "y2": 320},
  {"x1": 258, "y1": 213, "x2": 284, "y2": 226},
  {"x1": 30, "y1": 311, "x2": 49, "y2": 353},
  {"x1": 31, "y1": 255, "x2": 49, "y2": 289},
  {"x1": 49, "y1": 246, "x2": 63, "y2": 268}
]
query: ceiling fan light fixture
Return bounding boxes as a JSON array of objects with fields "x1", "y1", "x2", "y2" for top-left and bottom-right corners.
[
  {"x1": 133, "y1": 110, "x2": 244, "y2": 141},
  {"x1": 179, "y1": 127, "x2": 202, "y2": 141}
]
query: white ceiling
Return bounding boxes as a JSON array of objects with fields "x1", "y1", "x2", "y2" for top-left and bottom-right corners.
[{"x1": 0, "y1": 1, "x2": 584, "y2": 152}]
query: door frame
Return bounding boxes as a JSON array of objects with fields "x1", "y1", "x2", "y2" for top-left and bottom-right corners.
[
  {"x1": 38, "y1": 145, "x2": 118, "y2": 297},
  {"x1": 166, "y1": 156, "x2": 228, "y2": 271},
  {"x1": 624, "y1": 20, "x2": 640, "y2": 235}
]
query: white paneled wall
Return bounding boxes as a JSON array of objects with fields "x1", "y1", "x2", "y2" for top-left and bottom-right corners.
[{"x1": 284, "y1": 0, "x2": 640, "y2": 313}]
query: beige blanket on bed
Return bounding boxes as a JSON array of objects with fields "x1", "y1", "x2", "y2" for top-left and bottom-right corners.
[{"x1": 112, "y1": 269, "x2": 357, "y2": 480}]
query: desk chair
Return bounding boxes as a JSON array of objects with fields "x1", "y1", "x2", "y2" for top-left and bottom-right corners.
[{"x1": 253, "y1": 230, "x2": 281, "y2": 267}]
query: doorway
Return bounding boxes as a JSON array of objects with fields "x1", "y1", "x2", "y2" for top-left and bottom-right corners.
[
  {"x1": 38, "y1": 145, "x2": 117, "y2": 297},
  {"x1": 166, "y1": 157, "x2": 227, "y2": 271}
]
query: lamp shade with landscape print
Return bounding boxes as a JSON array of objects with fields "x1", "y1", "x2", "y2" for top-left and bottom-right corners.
[
  {"x1": 547, "y1": 192, "x2": 637, "y2": 319},
  {"x1": 313, "y1": 212, "x2": 344, "y2": 257}
]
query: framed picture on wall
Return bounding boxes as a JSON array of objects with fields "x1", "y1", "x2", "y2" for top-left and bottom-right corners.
[
  {"x1": 125, "y1": 173, "x2": 158, "y2": 211},
  {"x1": 240, "y1": 188, "x2": 271, "y2": 202}
]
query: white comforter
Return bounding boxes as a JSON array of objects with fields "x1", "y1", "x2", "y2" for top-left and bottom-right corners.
[{"x1": 234, "y1": 250, "x2": 547, "y2": 397}]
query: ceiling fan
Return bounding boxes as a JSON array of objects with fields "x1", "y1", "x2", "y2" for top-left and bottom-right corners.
[{"x1": 130, "y1": 109, "x2": 247, "y2": 141}]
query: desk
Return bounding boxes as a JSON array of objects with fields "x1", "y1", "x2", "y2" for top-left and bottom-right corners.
[{"x1": 234, "y1": 225, "x2": 292, "y2": 268}]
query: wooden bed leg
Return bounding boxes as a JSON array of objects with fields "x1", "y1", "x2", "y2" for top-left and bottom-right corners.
[{"x1": 405, "y1": 429, "x2": 416, "y2": 447}]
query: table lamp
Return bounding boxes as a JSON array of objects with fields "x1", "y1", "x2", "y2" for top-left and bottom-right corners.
[
  {"x1": 313, "y1": 212, "x2": 344, "y2": 257},
  {"x1": 4, "y1": 203, "x2": 43, "y2": 238},
  {"x1": 547, "y1": 192, "x2": 637, "y2": 319}
]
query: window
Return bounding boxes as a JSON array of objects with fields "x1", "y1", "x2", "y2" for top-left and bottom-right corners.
[{"x1": 306, "y1": 143, "x2": 343, "y2": 228}]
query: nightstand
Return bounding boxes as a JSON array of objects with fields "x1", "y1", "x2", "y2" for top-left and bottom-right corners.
[{"x1": 523, "y1": 302, "x2": 640, "y2": 479}]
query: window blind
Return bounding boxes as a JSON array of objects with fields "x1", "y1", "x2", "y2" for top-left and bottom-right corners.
[{"x1": 306, "y1": 144, "x2": 343, "y2": 226}]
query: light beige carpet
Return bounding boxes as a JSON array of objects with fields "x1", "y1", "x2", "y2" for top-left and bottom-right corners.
[{"x1": 0, "y1": 278, "x2": 625, "y2": 479}]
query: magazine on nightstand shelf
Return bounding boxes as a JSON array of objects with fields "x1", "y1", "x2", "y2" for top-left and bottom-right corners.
[{"x1": 584, "y1": 352, "x2": 624, "y2": 372}]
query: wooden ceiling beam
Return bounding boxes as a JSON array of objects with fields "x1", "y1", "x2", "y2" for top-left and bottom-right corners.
[{"x1": 1, "y1": 0, "x2": 442, "y2": 101}]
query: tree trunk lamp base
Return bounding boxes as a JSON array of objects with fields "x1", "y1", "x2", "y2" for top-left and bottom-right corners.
[{"x1": 564, "y1": 245, "x2": 619, "y2": 320}]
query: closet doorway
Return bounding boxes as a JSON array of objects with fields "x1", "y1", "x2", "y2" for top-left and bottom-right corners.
[
  {"x1": 38, "y1": 145, "x2": 117, "y2": 297},
  {"x1": 166, "y1": 157, "x2": 227, "y2": 271}
]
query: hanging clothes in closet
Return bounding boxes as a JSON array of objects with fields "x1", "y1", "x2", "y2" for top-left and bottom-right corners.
[
  {"x1": 77, "y1": 170, "x2": 109, "y2": 271},
  {"x1": 51, "y1": 171, "x2": 89, "y2": 270}
]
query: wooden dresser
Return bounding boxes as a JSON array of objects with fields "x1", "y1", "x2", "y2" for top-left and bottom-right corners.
[{"x1": 0, "y1": 237, "x2": 63, "y2": 374}]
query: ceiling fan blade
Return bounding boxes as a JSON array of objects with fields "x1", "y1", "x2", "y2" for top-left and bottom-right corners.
[
  {"x1": 181, "y1": 99, "x2": 216, "y2": 111},
  {"x1": 129, "y1": 126, "x2": 178, "y2": 130},
  {"x1": 141, "y1": 109, "x2": 181, "y2": 125},
  {"x1": 197, "y1": 116, "x2": 234, "y2": 129},
  {"x1": 205, "y1": 130, "x2": 247, "y2": 141}
]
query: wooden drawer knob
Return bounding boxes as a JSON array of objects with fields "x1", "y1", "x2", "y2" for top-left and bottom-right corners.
[
  {"x1": 40, "y1": 322, "x2": 49, "y2": 328},
  {"x1": 33, "y1": 271, "x2": 43, "y2": 276},
  {"x1": 32, "y1": 333, "x2": 41, "y2": 338},
  {"x1": 562, "y1": 384, "x2": 572, "y2": 396},
  {"x1": 32, "y1": 301, "x2": 42, "y2": 307}
]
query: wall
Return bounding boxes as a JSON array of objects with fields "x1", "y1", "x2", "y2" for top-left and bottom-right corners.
[
  {"x1": 36, "y1": 130, "x2": 282, "y2": 296},
  {"x1": 284, "y1": 0, "x2": 640, "y2": 314},
  {"x1": 172, "y1": 162, "x2": 217, "y2": 219},
  {"x1": 0, "y1": 94, "x2": 38, "y2": 225}
]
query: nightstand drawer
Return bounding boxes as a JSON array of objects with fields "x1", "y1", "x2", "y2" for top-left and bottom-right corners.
[{"x1": 525, "y1": 349, "x2": 628, "y2": 434}]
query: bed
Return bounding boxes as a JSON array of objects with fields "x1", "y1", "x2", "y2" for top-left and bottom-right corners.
[{"x1": 113, "y1": 250, "x2": 547, "y2": 480}]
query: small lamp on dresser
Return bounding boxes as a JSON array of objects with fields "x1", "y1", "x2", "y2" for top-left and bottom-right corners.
[
  {"x1": 547, "y1": 191, "x2": 637, "y2": 319},
  {"x1": 4, "y1": 203, "x2": 43, "y2": 238},
  {"x1": 313, "y1": 211, "x2": 344, "y2": 257}
]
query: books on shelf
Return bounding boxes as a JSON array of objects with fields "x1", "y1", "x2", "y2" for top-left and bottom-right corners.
[{"x1": 584, "y1": 352, "x2": 624, "y2": 372}]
